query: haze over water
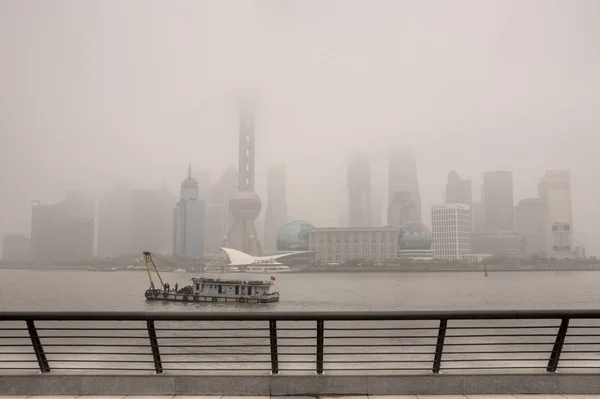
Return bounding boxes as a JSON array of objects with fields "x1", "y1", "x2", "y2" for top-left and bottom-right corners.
[{"x1": 1, "y1": 1, "x2": 600, "y2": 255}]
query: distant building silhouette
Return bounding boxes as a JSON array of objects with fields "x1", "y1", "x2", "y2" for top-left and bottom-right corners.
[
  {"x1": 446, "y1": 171, "x2": 472, "y2": 207},
  {"x1": 431, "y1": 203, "x2": 471, "y2": 260},
  {"x1": 264, "y1": 164, "x2": 288, "y2": 252},
  {"x1": 515, "y1": 198, "x2": 551, "y2": 255},
  {"x1": 348, "y1": 156, "x2": 372, "y2": 227},
  {"x1": 472, "y1": 201, "x2": 486, "y2": 233},
  {"x1": 31, "y1": 193, "x2": 94, "y2": 263},
  {"x1": 539, "y1": 170, "x2": 573, "y2": 258},
  {"x1": 204, "y1": 166, "x2": 237, "y2": 255},
  {"x1": 2, "y1": 234, "x2": 31, "y2": 262},
  {"x1": 173, "y1": 166, "x2": 205, "y2": 259},
  {"x1": 387, "y1": 146, "x2": 421, "y2": 227},
  {"x1": 483, "y1": 171, "x2": 514, "y2": 231},
  {"x1": 98, "y1": 188, "x2": 174, "y2": 257}
]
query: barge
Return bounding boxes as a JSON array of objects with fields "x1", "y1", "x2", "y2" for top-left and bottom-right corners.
[{"x1": 142, "y1": 251, "x2": 280, "y2": 304}]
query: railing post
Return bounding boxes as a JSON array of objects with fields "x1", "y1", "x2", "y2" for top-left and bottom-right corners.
[
  {"x1": 269, "y1": 319, "x2": 279, "y2": 374},
  {"x1": 26, "y1": 319, "x2": 50, "y2": 373},
  {"x1": 146, "y1": 320, "x2": 163, "y2": 374},
  {"x1": 316, "y1": 319, "x2": 324, "y2": 375},
  {"x1": 547, "y1": 317, "x2": 569, "y2": 372},
  {"x1": 432, "y1": 319, "x2": 447, "y2": 373}
]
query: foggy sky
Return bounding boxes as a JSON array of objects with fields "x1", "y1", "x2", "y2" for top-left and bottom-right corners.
[{"x1": 1, "y1": 1, "x2": 599, "y2": 254}]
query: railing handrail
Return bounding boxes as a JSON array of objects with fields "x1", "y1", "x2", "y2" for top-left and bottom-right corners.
[{"x1": 2, "y1": 309, "x2": 600, "y2": 321}]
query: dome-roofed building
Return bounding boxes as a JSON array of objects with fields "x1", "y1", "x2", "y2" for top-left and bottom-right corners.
[
  {"x1": 397, "y1": 221, "x2": 434, "y2": 260},
  {"x1": 276, "y1": 220, "x2": 314, "y2": 252}
]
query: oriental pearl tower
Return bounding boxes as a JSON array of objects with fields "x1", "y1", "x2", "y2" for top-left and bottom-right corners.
[{"x1": 221, "y1": 100, "x2": 263, "y2": 255}]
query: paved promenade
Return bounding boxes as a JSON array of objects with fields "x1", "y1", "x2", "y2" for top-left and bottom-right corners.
[{"x1": 1, "y1": 395, "x2": 600, "y2": 399}]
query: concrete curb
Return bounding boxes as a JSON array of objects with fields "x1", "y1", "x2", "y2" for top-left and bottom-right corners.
[{"x1": 0, "y1": 374, "x2": 599, "y2": 395}]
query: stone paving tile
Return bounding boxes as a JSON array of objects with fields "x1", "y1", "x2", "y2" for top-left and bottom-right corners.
[
  {"x1": 465, "y1": 396, "x2": 517, "y2": 399},
  {"x1": 321, "y1": 396, "x2": 368, "y2": 399},
  {"x1": 416, "y1": 396, "x2": 467, "y2": 399},
  {"x1": 122, "y1": 396, "x2": 174, "y2": 399},
  {"x1": 367, "y1": 396, "x2": 419, "y2": 399},
  {"x1": 563, "y1": 396, "x2": 600, "y2": 399},
  {"x1": 221, "y1": 396, "x2": 269, "y2": 399},
  {"x1": 173, "y1": 397, "x2": 222, "y2": 399},
  {"x1": 512, "y1": 396, "x2": 565, "y2": 399},
  {"x1": 76, "y1": 396, "x2": 126, "y2": 399},
  {"x1": 26, "y1": 397, "x2": 79, "y2": 399},
  {"x1": 271, "y1": 396, "x2": 317, "y2": 399}
]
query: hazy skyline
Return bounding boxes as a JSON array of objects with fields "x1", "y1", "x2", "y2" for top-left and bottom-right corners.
[{"x1": 1, "y1": 0, "x2": 599, "y2": 254}]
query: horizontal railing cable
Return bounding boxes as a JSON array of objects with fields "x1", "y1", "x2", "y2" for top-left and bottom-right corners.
[{"x1": 2, "y1": 310, "x2": 600, "y2": 375}]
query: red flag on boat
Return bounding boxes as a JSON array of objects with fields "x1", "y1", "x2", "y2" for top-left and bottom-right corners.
[{"x1": 270, "y1": 276, "x2": 276, "y2": 281}]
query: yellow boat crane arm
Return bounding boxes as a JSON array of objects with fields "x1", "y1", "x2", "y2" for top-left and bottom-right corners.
[{"x1": 143, "y1": 251, "x2": 165, "y2": 290}]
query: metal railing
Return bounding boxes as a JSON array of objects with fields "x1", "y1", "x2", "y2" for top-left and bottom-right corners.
[{"x1": 2, "y1": 310, "x2": 600, "y2": 374}]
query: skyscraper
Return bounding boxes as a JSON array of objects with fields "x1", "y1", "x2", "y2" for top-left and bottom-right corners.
[
  {"x1": 483, "y1": 171, "x2": 514, "y2": 231},
  {"x1": 348, "y1": 156, "x2": 372, "y2": 227},
  {"x1": 173, "y1": 166, "x2": 205, "y2": 259},
  {"x1": 387, "y1": 146, "x2": 421, "y2": 227},
  {"x1": 31, "y1": 193, "x2": 95, "y2": 263},
  {"x1": 431, "y1": 203, "x2": 472, "y2": 260},
  {"x1": 539, "y1": 170, "x2": 573, "y2": 257},
  {"x1": 98, "y1": 188, "x2": 174, "y2": 257},
  {"x1": 204, "y1": 167, "x2": 237, "y2": 255},
  {"x1": 221, "y1": 102, "x2": 262, "y2": 255},
  {"x1": 515, "y1": 198, "x2": 551, "y2": 255},
  {"x1": 446, "y1": 171, "x2": 472, "y2": 207},
  {"x1": 264, "y1": 164, "x2": 288, "y2": 252}
]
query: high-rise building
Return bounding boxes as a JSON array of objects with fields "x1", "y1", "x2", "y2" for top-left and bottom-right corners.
[
  {"x1": 204, "y1": 167, "x2": 238, "y2": 255},
  {"x1": 483, "y1": 171, "x2": 514, "y2": 231},
  {"x1": 446, "y1": 171, "x2": 472, "y2": 207},
  {"x1": 515, "y1": 198, "x2": 551, "y2": 255},
  {"x1": 264, "y1": 164, "x2": 288, "y2": 252},
  {"x1": 539, "y1": 170, "x2": 573, "y2": 257},
  {"x1": 221, "y1": 102, "x2": 263, "y2": 255},
  {"x1": 387, "y1": 146, "x2": 421, "y2": 227},
  {"x1": 348, "y1": 156, "x2": 372, "y2": 227},
  {"x1": 2, "y1": 234, "x2": 31, "y2": 262},
  {"x1": 98, "y1": 188, "x2": 174, "y2": 257},
  {"x1": 31, "y1": 194, "x2": 95, "y2": 263},
  {"x1": 173, "y1": 166, "x2": 205, "y2": 259},
  {"x1": 472, "y1": 201, "x2": 486, "y2": 233},
  {"x1": 431, "y1": 203, "x2": 471, "y2": 260}
]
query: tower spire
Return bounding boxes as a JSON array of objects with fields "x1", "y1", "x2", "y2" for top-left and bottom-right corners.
[{"x1": 188, "y1": 164, "x2": 192, "y2": 179}]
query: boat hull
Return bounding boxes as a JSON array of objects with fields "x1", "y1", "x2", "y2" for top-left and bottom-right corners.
[{"x1": 144, "y1": 290, "x2": 279, "y2": 304}]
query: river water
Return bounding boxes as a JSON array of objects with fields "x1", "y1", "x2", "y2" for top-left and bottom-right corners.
[
  {"x1": 2, "y1": 269, "x2": 600, "y2": 374},
  {"x1": 2, "y1": 269, "x2": 600, "y2": 311}
]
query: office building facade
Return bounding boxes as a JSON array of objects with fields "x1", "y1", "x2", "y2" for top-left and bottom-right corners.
[
  {"x1": 308, "y1": 227, "x2": 400, "y2": 265},
  {"x1": 432, "y1": 203, "x2": 472, "y2": 260}
]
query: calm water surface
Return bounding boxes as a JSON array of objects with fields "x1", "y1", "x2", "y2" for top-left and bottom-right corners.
[{"x1": 2, "y1": 269, "x2": 600, "y2": 311}]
